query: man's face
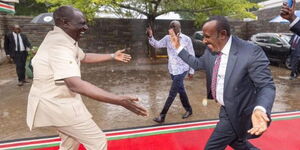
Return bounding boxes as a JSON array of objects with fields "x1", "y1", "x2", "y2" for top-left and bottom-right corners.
[
  {"x1": 202, "y1": 20, "x2": 226, "y2": 53},
  {"x1": 169, "y1": 22, "x2": 180, "y2": 35},
  {"x1": 13, "y1": 27, "x2": 21, "y2": 33},
  {"x1": 65, "y1": 11, "x2": 88, "y2": 41}
]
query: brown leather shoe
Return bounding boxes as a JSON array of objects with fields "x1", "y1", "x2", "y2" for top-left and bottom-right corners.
[
  {"x1": 153, "y1": 114, "x2": 166, "y2": 123},
  {"x1": 182, "y1": 111, "x2": 192, "y2": 119}
]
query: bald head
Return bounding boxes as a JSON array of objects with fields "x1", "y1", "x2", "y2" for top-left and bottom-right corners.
[
  {"x1": 52, "y1": 6, "x2": 88, "y2": 41},
  {"x1": 53, "y1": 6, "x2": 80, "y2": 26},
  {"x1": 12, "y1": 24, "x2": 21, "y2": 33}
]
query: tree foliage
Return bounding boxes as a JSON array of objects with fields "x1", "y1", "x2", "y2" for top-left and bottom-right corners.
[
  {"x1": 15, "y1": 0, "x2": 48, "y2": 16},
  {"x1": 34, "y1": 0, "x2": 122, "y2": 21},
  {"x1": 34, "y1": 0, "x2": 259, "y2": 26},
  {"x1": 107, "y1": 0, "x2": 259, "y2": 26}
]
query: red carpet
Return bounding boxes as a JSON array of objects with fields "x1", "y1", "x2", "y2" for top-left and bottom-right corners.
[{"x1": 1, "y1": 111, "x2": 300, "y2": 150}]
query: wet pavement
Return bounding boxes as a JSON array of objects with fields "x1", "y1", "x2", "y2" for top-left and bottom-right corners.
[{"x1": 1, "y1": 58, "x2": 300, "y2": 141}]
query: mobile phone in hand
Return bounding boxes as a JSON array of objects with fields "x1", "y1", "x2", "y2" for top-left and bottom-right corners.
[{"x1": 284, "y1": 0, "x2": 293, "y2": 8}]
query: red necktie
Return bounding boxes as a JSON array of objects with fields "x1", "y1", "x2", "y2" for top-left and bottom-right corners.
[{"x1": 211, "y1": 52, "x2": 222, "y2": 100}]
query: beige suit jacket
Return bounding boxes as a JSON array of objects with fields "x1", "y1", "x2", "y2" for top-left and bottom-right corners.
[{"x1": 26, "y1": 26, "x2": 92, "y2": 130}]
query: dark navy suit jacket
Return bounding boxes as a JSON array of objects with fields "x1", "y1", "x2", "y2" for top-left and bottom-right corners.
[
  {"x1": 289, "y1": 34, "x2": 300, "y2": 57},
  {"x1": 4, "y1": 32, "x2": 31, "y2": 57},
  {"x1": 178, "y1": 36, "x2": 276, "y2": 138}
]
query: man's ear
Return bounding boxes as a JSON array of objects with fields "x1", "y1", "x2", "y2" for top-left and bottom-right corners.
[
  {"x1": 220, "y1": 30, "x2": 227, "y2": 39},
  {"x1": 61, "y1": 18, "x2": 70, "y2": 29}
]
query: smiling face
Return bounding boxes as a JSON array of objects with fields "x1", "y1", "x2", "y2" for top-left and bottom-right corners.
[
  {"x1": 64, "y1": 10, "x2": 88, "y2": 41},
  {"x1": 202, "y1": 20, "x2": 228, "y2": 53}
]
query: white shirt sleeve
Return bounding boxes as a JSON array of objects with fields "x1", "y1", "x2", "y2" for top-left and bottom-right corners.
[{"x1": 253, "y1": 106, "x2": 267, "y2": 113}]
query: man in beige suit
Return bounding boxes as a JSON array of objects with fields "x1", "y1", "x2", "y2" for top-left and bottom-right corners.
[{"x1": 26, "y1": 6, "x2": 148, "y2": 150}]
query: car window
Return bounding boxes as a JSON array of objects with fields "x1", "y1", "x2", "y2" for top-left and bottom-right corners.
[
  {"x1": 255, "y1": 36, "x2": 270, "y2": 43},
  {"x1": 269, "y1": 36, "x2": 281, "y2": 44},
  {"x1": 194, "y1": 31, "x2": 203, "y2": 41},
  {"x1": 280, "y1": 35, "x2": 291, "y2": 44}
]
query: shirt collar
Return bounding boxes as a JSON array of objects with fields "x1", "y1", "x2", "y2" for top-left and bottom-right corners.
[
  {"x1": 53, "y1": 26, "x2": 77, "y2": 45},
  {"x1": 220, "y1": 35, "x2": 232, "y2": 56}
]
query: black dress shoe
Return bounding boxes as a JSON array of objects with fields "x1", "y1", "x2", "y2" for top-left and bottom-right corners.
[
  {"x1": 182, "y1": 111, "x2": 192, "y2": 119},
  {"x1": 153, "y1": 114, "x2": 166, "y2": 123}
]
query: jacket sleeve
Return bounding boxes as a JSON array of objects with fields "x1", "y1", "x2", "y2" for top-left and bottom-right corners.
[
  {"x1": 247, "y1": 46, "x2": 276, "y2": 115},
  {"x1": 290, "y1": 19, "x2": 300, "y2": 36},
  {"x1": 22, "y1": 34, "x2": 31, "y2": 49},
  {"x1": 4, "y1": 34, "x2": 10, "y2": 55},
  {"x1": 178, "y1": 48, "x2": 207, "y2": 71}
]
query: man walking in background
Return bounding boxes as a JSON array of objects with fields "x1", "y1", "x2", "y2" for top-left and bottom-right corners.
[
  {"x1": 146, "y1": 21, "x2": 195, "y2": 123},
  {"x1": 289, "y1": 33, "x2": 300, "y2": 80},
  {"x1": 4, "y1": 25, "x2": 31, "y2": 86}
]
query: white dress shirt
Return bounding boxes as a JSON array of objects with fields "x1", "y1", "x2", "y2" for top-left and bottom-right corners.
[
  {"x1": 13, "y1": 32, "x2": 25, "y2": 51},
  {"x1": 216, "y1": 36, "x2": 232, "y2": 105}
]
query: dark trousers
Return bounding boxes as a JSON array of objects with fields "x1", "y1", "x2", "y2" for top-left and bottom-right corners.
[
  {"x1": 160, "y1": 71, "x2": 192, "y2": 115},
  {"x1": 290, "y1": 51, "x2": 300, "y2": 77},
  {"x1": 205, "y1": 107, "x2": 259, "y2": 150},
  {"x1": 13, "y1": 51, "x2": 28, "y2": 82}
]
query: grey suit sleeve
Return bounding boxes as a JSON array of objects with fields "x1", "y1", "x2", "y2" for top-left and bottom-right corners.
[
  {"x1": 248, "y1": 46, "x2": 276, "y2": 115},
  {"x1": 178, "y1": 48, "x2": 206, "y2": 70}
]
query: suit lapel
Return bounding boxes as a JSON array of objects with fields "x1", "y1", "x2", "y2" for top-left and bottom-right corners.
[{"x1": 224, "y1": 37, "x2": 238, "y2": 90}]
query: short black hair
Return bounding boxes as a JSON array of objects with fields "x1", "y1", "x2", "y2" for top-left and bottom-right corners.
[
  {"x1": 53, "y1": 6, "x2": 78, "y2": 25},
  {"x1": 204, "y1": 16, "x2": 231, "y2": 36}
]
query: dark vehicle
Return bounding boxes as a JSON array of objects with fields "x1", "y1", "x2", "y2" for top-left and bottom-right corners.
[
  {"x1": 250, "y1": 33, "x2": 292, "y2": 69},
  {"x1": 192, "y1": 31, "x2": 206, "y2": 57}
]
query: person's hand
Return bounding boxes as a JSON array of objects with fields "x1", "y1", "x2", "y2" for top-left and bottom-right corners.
[
  {"x1": 114, "y1": 49, "x2": 132, "y2": 63},
  {"x1": 248, "y1": 109, "x2": 270, "y2": 136},
  {"x1": 146, "y1": 26, "x2": 153, "y2": 38},
  {"x1": 280, "y1": 0, "x2": 296, "y2": 22},
  {"x1": 187, "y1": 74, "x2": 193, "y2": 80},
  {"x1": 119, "y1": 95, "x2": 148, "y2": 116},
  {"x1": 169, "y1": 29, "x2": 180, "y2": 49}
]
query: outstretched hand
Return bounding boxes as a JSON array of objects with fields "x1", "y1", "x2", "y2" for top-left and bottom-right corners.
[
  {"x1": 119, "y1": 95, "x2": 148, "y2": 116},
  {"x1": 146, "y1": 26, "x2": 153, "y2": 38},
  {"x1": 248, "y1": 109, "x2": 270, "y2": 136},
  {"x1": 280, "y1": 0, "x2": 296, "y2": 22},
  {"x1": 169, "y1": 29, "x2": 180, "y2": 49},
  {"x1": 114, "y1": 49, "x2": 132, "y2": 63}
]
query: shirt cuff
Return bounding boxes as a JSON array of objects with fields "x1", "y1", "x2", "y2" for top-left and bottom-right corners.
[
  {"x1": 290, "y1": 17, "x2": 300, "y2": 28},
  {"x1": 253, "y1": 106, "x2": 266, "y2": 113},
  {"x1": 176, "y1": 45, "x2": 184, "y2": 55}
]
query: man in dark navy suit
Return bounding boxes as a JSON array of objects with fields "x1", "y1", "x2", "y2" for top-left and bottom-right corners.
[
  {"x1": 288, "y1": 34, "x2": 300, "y2": 80},
  {"x1": 281, "y1": 0, "x2": 300, "y2": 80},
  {"x1": 4, "y1": 25, "x2": 31, "y2": 86},
  {"x1": 169, "y1": 16, "x2": 276, "y2": 150}
]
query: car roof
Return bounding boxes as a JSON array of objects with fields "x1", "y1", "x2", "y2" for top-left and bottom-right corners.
[{"x1": 253, "y1": 33, "x2": 292, "y2": 36}]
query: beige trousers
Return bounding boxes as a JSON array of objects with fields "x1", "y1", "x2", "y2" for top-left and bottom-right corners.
[{"x1": 55, "y1": 119, "x2": 107, "y2": 150}]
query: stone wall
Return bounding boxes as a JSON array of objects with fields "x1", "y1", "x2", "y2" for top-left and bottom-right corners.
[
  {"x1": 254, "y1": 3, "x2": 300, "y2": 21},
  {"x1": 0, "y1": 15, "x2": 294, "y2": 61}
]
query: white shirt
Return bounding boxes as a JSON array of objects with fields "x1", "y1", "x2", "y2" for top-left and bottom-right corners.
[
  {"x1": 216, "y1": 36, "x2": 232, "y2": 105},
  {"x1": 149, "y1": 33, "x2": 195, "y2": 75},
  {"x1": 13, "y1": 32, "x2": 25, "y2": 51}
]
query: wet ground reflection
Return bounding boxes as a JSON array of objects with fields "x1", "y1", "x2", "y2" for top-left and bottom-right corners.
[{"x1": 0, "y1": 59, "x2": 300, "y2": 141}]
